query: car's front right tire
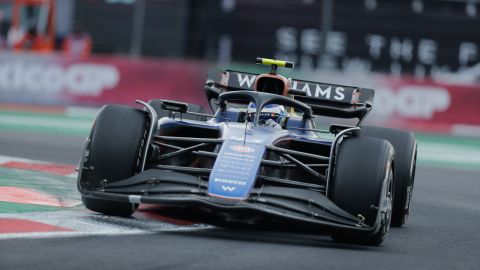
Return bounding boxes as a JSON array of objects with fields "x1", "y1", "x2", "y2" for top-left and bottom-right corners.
[{"x1": 78, "y1": 105, "x2": 149, "y2": 217}]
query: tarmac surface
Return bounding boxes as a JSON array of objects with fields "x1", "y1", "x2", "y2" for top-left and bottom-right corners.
[{"x1": 1, "y1": 129, "x2": 479, "y2": 270}]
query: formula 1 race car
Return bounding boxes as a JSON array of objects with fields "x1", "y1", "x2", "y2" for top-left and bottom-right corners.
[{"x1": 77, "y1": 58, "x2": 417, "y2": 245}]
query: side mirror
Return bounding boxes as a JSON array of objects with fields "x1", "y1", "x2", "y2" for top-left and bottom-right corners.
[{"x1": 161, "y1": 100, "x2": 188, "y2": 113}]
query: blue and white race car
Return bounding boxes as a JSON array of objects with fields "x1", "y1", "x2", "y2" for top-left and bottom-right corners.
[{"x1": 77, "y1": 58, "x2": 417, "y2": 245}]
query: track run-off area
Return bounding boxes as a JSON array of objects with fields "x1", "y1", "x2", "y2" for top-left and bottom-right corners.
[{"x1": 1, "y1": 106, "x2": 479, "y2": 269}]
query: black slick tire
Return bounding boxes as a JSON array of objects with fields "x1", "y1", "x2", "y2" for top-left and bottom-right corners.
[
  {"x1": 78, "y1": 105, "x2": 149, "y2": 217},
  {"x1": 330, "y1": 136, "x2": 395, "y2": 246},
  {"x1": 360, "y1": 126, "x2": 417, "y2": 227}
]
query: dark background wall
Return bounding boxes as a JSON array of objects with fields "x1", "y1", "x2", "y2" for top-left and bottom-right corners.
[
  {"x1": 74, "y1": 0, "x2": 480, "y2": 76},
  {"x1": 75, "y1": 0, "x2": 189, "y2": 57}
]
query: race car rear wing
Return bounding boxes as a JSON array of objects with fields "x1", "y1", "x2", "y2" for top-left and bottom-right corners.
[{"x1": 205, "y1": 69, "x2": 375, "y2": 122}]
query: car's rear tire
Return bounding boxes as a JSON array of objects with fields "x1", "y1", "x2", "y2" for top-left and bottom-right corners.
[
  {"x1": 148, "y1": 99, "x2": 207, "y2": 121},
  {"x1": 78, "y1": 105, "x2": 149, "y2": 217},
  {"x1": 360, "y1": 126, "x2": 417, "y2": 227},
  {"x1": 330, "y1": 136, "x2": 395, "y2": 246}
]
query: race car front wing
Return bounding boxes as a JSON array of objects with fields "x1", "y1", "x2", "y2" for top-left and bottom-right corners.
[{"x1": 79, "y1": 167, "x2": 374, "y2": 233}]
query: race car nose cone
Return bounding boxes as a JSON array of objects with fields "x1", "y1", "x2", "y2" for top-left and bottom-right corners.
[{"x1": 207, "y1": 140, "x2": 265, "y2": 200}]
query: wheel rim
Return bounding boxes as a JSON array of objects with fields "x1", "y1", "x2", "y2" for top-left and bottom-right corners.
[
  {"x1": 380, "y1": 162, "x2": 394, "y2": 235},
  {"x1": 403, "y1": 147, "x2": 417, "y2": 223}
]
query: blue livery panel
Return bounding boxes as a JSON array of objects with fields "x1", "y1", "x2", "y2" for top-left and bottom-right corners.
[{"x1": 208, "y1": 140, "x2": 265, "y2": 200}]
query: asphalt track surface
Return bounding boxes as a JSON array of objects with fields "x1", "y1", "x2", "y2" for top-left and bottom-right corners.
[{"x1": 1, "y1": 130, "x2": 480, "y2": 270}]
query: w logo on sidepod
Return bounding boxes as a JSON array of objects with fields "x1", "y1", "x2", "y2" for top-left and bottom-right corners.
[{"x1": 221, "y1": 185, "x2": 236, "y2": 192}]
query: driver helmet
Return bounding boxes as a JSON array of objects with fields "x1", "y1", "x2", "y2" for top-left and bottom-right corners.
[{"x1": 246, "y1": 103, "x2": 286, "y2": 126}]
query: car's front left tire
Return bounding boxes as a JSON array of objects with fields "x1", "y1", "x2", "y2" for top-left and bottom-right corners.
[
  {"x1": 330, "y1": 136, "x2": 395, "y2": 246},
  {"x1": 360, "y1": 126, "x2": 417, "y2": 227}
]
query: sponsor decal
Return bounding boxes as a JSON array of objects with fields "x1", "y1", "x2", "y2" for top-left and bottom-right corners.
[
  {"x1": 228, "y1": 71, "x2": 354, "y2": 102},
  {"x1": 230, "y1": 144, "x2": 255, "y2": 153},
  {"x1": 291, "y1": 81, "x2": 346, "y2": 101},
  {"x1": 213, "y1": 178, "x2": 247, "y2": 186},
  {"x1": 221, "y1": 185, "x2": 236, "y2": 192},
  {"x1": 208, "y1": 141, "x2": 265, "y2": 199},
  {"x1": 373, "y1": 86, "x2": 451, "y2": 119},
  {"x1": 0, "y1": 62, "x2": 119, "y2": 96},
  {"x1": 236, "y1": 73, "x2": 256, "y2": 88}
]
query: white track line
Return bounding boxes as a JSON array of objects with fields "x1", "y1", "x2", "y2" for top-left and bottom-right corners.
[
  {"x1": 0, "y1": 155, "x2": 52, "y2": 165},
  {"x1": 0, "y1": 226, "x2": 211, "y2": 240},
  {"x1": 0, "y1": 115, "x2": 92, "y2": 130},
  {"x1": 65, "y1": 106, "x2": 99, "y2": 119},
  {"x1": 419, "y1": 142, "x2": 480, "y2": 165},
  {"x1": 0, "y1": 210, "x2": 213, "y2": 240}
]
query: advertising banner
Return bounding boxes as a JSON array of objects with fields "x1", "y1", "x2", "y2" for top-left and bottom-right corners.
[
  {"x1": 1, "y1": 52, "x2": 479, "y2": 135},
  {"x1": 0, "y1": 53, "x2": 210, "y2": 109},
  {"x1": 366, "y1": 76, "x2": 480, "y2": 135}
]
